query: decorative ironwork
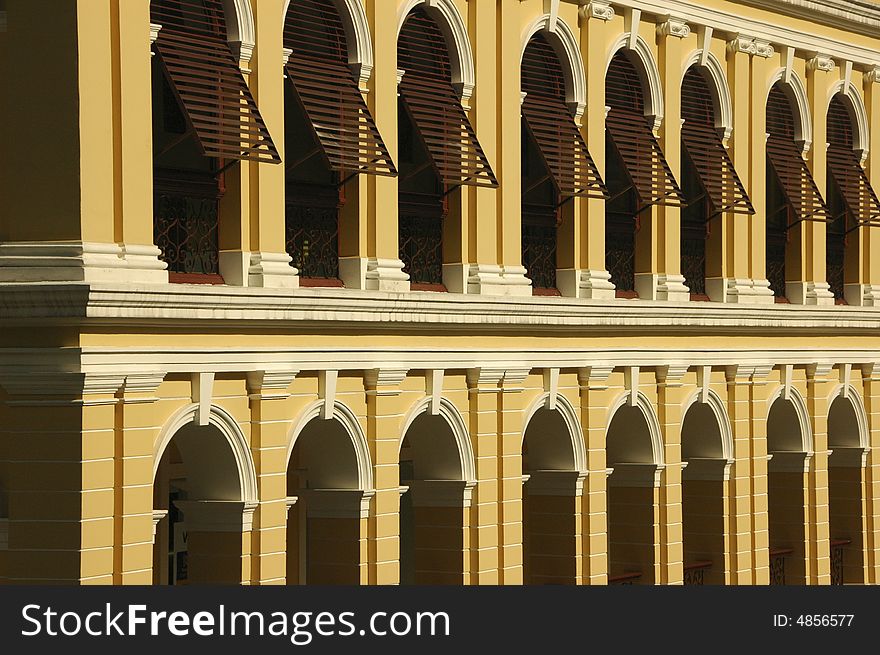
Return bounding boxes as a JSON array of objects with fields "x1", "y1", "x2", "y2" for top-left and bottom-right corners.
[
  {"x1": 681, "y1": 221, "x2": 708, "y2": 297},
  {"x1": 398, "y1": 9, "x2": 497, "y2": 189},
  {"x1": 769, "y1": 547, "x2": 793, "y2": 585},
  {"x1": 286, "y1": 183, "x2": 341, "y2": 281},
  {"x1": 285, "y1": 0, "x2": 396, "y2": 180},
  {"x1": 521, "y1": 35, "x2": 606, "y2": 201},
  {"x1": 683, "y1": 560, "x2": 712, "y2": 585},
  {"x1": 827, "y1": 206, "x2": 847, "y2": 303},
  {"x1": 608, "y1": 571, "x2": 642, "y2": 585},
  {"x1": 154, "y1": 173, "x2": 221, "y2": 279},
  {"x1": 605, "y1": 53, "x2": 684, "y2": 210},
  {"x1": 830, "y1": 539, "x2": 851, "y2": 586},
  {"x1": 681, "y1": 68, "x2": 754, "y2": 217},
  {"x1": 151, "y1": 0, "x2": 280, "y2": 164},
  {"x1": 522, "y1": 205, "x2": 559, "y2": 292},
  {"x1": 400, "y1": 192, "x2": 445, "y2": 287},
  {"x1": 606, "y1": 212, "x2": 636, "y2": 294}
]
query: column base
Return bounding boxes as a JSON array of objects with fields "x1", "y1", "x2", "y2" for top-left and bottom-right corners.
[
  {"x1": 0, "y1": 241, "x2": 168, "y2": 284},
  {"x1": 787, "y1": 280, "x2": 835, "y2": 306},
  {"x1": 557, "y1": 268, "x2": 616, "y2": 299},
  {"x1": 248, "y1": 251, "x2": 299, "y2": 289},
  {"x1": 844, "y1": 283, "x2": 880, "y2": 307},
  {"x1": 706, "y1": 277, "x2": 775, "y2": 304},
  {"x1": 655, "y1": 274, "x2": 690, "y2": 302},
  {"x1": 341, "y1": 257, "x2": 409, "y2": 292},
  {"x1": 445, "y1": 263, "x2": 532, "y2": 296}
]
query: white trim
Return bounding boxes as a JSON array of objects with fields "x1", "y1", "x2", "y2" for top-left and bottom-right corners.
[
  {"x1": 521, "y1": 13, "x2": 587, "y2": 121},
  {"x1": 607, "y1": 33, "x2": 665, "y2": 131},
  {"x1": 768, "y1": 67, "x2": 813, "y2": 156},
  {"x1": 683, "y1": 50, "x2": 734, "y2": 143},
  {"x1": 287, "y1": 400, "x2": 374, "y2": 492},
  {"x1": 827, "y1": 80, "x2": 870, "y2": 165},
  {"x1": 401, "y1": 397, "x2": 477, "y2": 484},
  {"x1": 767, "y1": 384, "x2": 814, "y2": 455},
  {"x1": 522, "y1": 393, "x2": 588, "y2": 475},
  {"x1": 283, "y1": 0, "x2": 374, "y2": 89},
  {"x1": 827, "y1": 383, "x2": 870, "y2": 452},
  {"x1": 153, "y1": 404, "x2": 259, "y2": 505},
  {"x1": 397, "y1": 0, "x2": 475, "y2": 106},
  {"x1": 682, "y1": 388, "x2": 735, "y2": 462},
  {"x1": 606, "y1": 390, "x2": 665, "y2": 466},
  {"x1": 223, "y1": 0, "x2": 256, "y2": 66}
]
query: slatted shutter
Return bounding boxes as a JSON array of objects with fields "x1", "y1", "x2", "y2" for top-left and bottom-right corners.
[
  {"x1": 826, "y1": 96, "x2": 880, "y2": 229},
  {"x1": 151, "y1": 0, "x2": 280, "y2": 164},
  {"x1": 605, "y1": 53, "x2": 684, "y2": 209},
  {"x1": 398, "y1": 9, "x2": 497, "y2": 189},
  {"x1": 285, "y1": 0, "x2": 396, "y2": 181},
  {"x1": 681, "y1": 68, "x2": 753, "y2": 217},
  {"x1": 765, "y1": 85, "x2": 829, "y2": 226},
  {"x1": 521, "y1": 35, "x2": 606, "y2": 201}
]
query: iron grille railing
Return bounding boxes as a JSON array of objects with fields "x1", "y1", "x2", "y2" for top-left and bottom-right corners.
[
  {"x1": 151, "y1": 0, "x2": 280, "y2": 165},
  {"x1": 606, "y1": 212, "x2": 636, "y2": 294},
  {"x1": 154, "y1": 173, "x2": 222, "y2": 280},
  {"x1": 400, "y1": 192, "x2": 445, "y2": 287},
  {"x1": 681, "y1": 220, "x2": 708, "y2": 297},
  {"x1": 286, "y1": 183, "x2": 341, "y2": 282},
  {"x1": 830, "y1": 539, "x2": 851, "y2": 586},
  {"x1": 608, "y1": 571, "x2": 642, "y2": 585},
  {"x1": 683, "y1": 560, "x2": 712, "y2": 585},
  {"x1": 769, "y1": 547, "x2": 793, "y2": 585},
  {"x1": 522, "y1": 205, "x2": 559, "y2": 292}
]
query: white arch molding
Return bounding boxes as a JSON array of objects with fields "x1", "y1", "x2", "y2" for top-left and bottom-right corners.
[
  {"x1": 287, "y1": 400, "x2": 375, "y2": 492},
  {"x1": 223, "y1": 0, "x2": 256, "y2": 65},
  {"x1": 401, "y1": 396, "x2": 477, "y2": 484},
  {"x1": 282, "y1": 0, "x2": 375, "y2": 88},
  {"x1": 682, "y1": 388, "x2": 735, "y2": 462},
  {"x1": 766, "y1": 385, "x2": 814, "y2": 455},
  {"x1": 768, "y1": 67, "x2": 813, "y2": 157},
  {"x1": 522, "y1": 393, "x2": 588, "y2": 475},
  {"x1": 606, "y1": 33, "x2": 665, "y2": 132},
  {"x1": 827, "y1": 80, "x2": 870, "y2": 165},
  {"x1": 153, "y1": 403, "x2": 259, "y2": 504},
  {"x1": 683, "y1": 50, "x2": 734, "y2": 144},
  {"x1": 521, "y1": 13, "x2": 587, "y2": 121},
  {"x1": 606, "y1": 390, "x2": 665, "y2": 466},
  {"x1": 827, "y1": 384, "x2": 870, "y2": 452},
  {"x1": 397, "y1": 0, "x2": 476, "y2": 106}
]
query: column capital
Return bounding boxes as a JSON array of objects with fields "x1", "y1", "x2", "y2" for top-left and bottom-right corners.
[
  {"x1": 725, "y1": 363, "x2": 774, "y2": 384},
  {"x1": 122, "y1": 372, "x2": 167, "y2": 403},
  {"x1": 577, "y1": 365, "x2": 614, "y2": 390},
  {"x1": 807, "y1": 53, "x2": 835, "y2": 73},
  {"x1": 246, "y1": 370, "x2": 299, "y2": 400},
  {"x1": 364, "y1": 368, "x2": 409, "y2": 396},
  {"x1": 656, "y1": 364, "x2": 689, "y2": 387},
  {"x1": 581, "y1": 1, "x2": 615, "y2": 21},
  {"x1": 657, "y1": 16, "x2": 690, "y2": 39},
  {"x1": 805, "y1": 362, "x2": 835, "y2": 381}
]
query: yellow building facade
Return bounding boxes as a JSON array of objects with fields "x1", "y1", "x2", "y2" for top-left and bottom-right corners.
[{"x1": 1, "y1": 0, "x2": 879, "y2": 585}]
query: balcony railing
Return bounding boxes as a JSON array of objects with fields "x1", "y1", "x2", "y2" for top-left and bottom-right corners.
[
  {"x1": 683, "y1": 560, "x2": 712, "y2": 585},
  {"x1": 769, "y1": 546, "x2": 794, "y2": 585},
  {"x1": 830, "y1": 538, "x2": 851, "y2": 586},
  {"x1": 608, "y1": 571, "x2": 642, "y2": 585}
]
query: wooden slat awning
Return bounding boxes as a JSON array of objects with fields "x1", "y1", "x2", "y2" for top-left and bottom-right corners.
[
  {"x1": 398, "y1": 9, "x2": 497, "y2": 189},
  {"x1": 151, "y1": 0, "x2": 280, "y2": 164},
  {"x1": 605, "y1": 53, "x2": 684, "y2": 209},
  {"x1": 766, "y1": 85, "x2": 829, "y2": 225},
  {"x1": 521, "y1": 35, "x2": 606, "y2": 201},
  {"x1": 285, "y1": 0, "x2": 396, "y2": 180},
  {"x1": 681, "y1": 69, "x2": 754, "y2": 217},
  {"x1": 826, "y1": 95, "x2": 880, "y2": 229}
]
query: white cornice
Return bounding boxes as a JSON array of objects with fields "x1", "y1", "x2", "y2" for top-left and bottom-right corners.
[
  {"x1": 580, "y1": 0, "x2": 880, "y2": 69},
  {"x1": 5, "y1": 284, "x2": 880, "y2": 334},
  {"x1": 735, "y1": 0, "x2": 880, "y2": 37}
]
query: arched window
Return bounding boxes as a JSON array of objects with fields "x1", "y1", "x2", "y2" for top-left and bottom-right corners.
[
  {"x1": 765, "y1": 83, "x2": 829, "y2": 301},
  {"x1": 284, "y1": 0, "x2": 396, "y2": 285},
  {"x1": 826, "y1": 95, "x2": 880, "y2": 303},
  {"x1": 605, "y1": 52, "x2": 683, "y2": 297},
  {"x1": 521, "y1": 35, "x2": 606, "y2": 295},
  {"x1": 680, "y1": 68, "x2": 753, "y2": 299},
  {"x1": 150, "y1": 0, "x2": 280, "y2": 283},
  {"x1": 397, "y1": 8, "x2": 496, "y2": 290}
]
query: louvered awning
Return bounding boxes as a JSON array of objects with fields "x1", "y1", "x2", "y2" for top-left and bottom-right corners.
[
  {"x1": 398, "y1": 9, "x2": 497, "y2": 189},
  {"x1": 605, "y1": 53, "x2": 684, "y2": 209},
  {"x1": 151, "y1": 0, "x2": 280, "y2": 164},
  {"x1": 285, "y1": 0, "x2": 396, "y2": 180},
  {"x1": 521, "y1": 36, "x2": 606, "y2": 201},
  {"x1": 766, "y1": 86, "x2": 829, "y2": 226},
  {"x1": 681, "y1": 69, "x2": 753, "y2": 217},
  {"x1": 826, "y1": 96, "x2": 880, "y2": 230}
]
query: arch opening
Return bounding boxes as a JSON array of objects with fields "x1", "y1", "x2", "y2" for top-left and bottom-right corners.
[
  {"x1": 399, "y1": 400, "x2": 472, "y2": 585},
  {"x1": 605, "y1": 396, "x2": 662, "y2": 584}
]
